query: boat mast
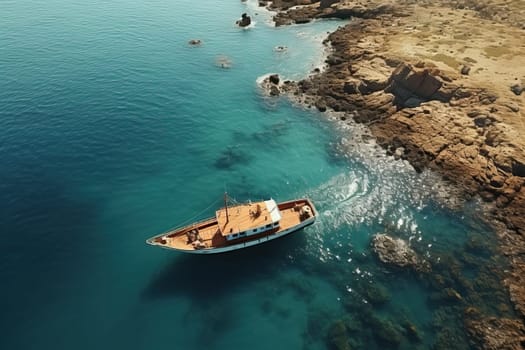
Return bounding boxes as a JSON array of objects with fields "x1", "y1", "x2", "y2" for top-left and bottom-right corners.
[{"x1": 224, "y1": 192, "x2": 229, "y2": 223}]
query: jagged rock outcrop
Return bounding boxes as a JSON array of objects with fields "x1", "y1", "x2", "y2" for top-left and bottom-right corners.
[
  {"x1": 269, "y1": 74, "x2": 280, "y2": 85},
  {"x1": 385, "y1": 63, "x2": 457, "y2": 107},
  {"x1": 272, "y1": 0, "x2": 402, "y2": 26},
  {"x1": 259, "y1": 74, "x2": 292, "y2": 96},
  {"x1": 236, "y1": 13, "x2": 252, "y2": 27}
]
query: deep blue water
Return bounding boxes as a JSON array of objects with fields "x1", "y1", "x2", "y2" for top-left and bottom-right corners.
[{"x1": 0, "y1": 1, "x2": 513, "y2": 349}]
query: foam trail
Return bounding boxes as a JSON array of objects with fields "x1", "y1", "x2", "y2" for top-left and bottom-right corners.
[{"x1": 300, "y1": 114, "x2": 465, "y2": 261}]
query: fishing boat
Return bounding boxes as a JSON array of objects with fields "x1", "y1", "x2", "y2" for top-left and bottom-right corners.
[{"x1": 146, "y1": 194, "x2": 317, "y2": 254}]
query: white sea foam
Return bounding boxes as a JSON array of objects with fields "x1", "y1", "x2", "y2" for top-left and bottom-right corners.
[
  {"x1": 299, "y1": 110, "x2": 474, "y2": 262},
  {"x1": 245, "y1": 0, "x2": 276, "y2": 27}
]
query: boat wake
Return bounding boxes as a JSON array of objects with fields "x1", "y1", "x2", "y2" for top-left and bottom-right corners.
[{"x1": 300, "y1": 114, "x2": 468, "y2": 261}]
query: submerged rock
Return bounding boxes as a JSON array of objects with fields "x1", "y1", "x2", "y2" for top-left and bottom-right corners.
[
  {"x1": 465, "y1": 316, "x2": 525, "y2": 350},
  {"x1": 402, "y1": 321, "x2": 422, "y2": 343},
  {"x1": 367, "y1": 315, "x2": 403, "y2": 348},
  {"x1": 429, "y1": 287, "x2": 463, "y2": 304},
  {"x1": 363, "y1": 282, "x2": 390, "y2": 306},
  {"x1": 326, "y1": 320, "x2": 352, "y2": 350},
  {"x1": 214, "y1": 146, "x2": 250, "y2": 169},
  {"x1": 188, "y1": 39, "x2": 202, "y2": 46},
  {"x1": 371, "y1": 233, "x2": 430, "y2": 272},
  {"x1": 215, "y1": 55, "x2": 232, "y2": 69}
]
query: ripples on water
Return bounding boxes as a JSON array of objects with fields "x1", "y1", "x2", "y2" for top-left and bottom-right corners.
[
  {"x1": 0, "y1": 0, "x2": 515, "y2": 349},
  {"x1": 278, "y1": 115, "x2": 514, "y2": 349}
]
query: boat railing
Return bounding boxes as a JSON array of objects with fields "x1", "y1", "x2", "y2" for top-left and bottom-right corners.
[
  {"x1": 148, "y1": 216, "x2": 217, "y2": 241},
  {"x1": 146, "y1": 197, "x2": 317, "y2": 245}
]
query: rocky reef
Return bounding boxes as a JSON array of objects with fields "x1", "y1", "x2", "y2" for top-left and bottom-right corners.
[
  {"x1": 372, "y1": 233, "x2": 431, "y2": 272},
  {"x1": 465, "y1": 314, "x2": 525, "y2": 350},
  {"x1": 260, "y1": 0, "x2": 525, "y2": 347}
]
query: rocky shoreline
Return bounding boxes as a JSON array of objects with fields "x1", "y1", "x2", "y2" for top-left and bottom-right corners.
[{"x1": 258, "y1": 0, "x2": 525, "y2": 348}]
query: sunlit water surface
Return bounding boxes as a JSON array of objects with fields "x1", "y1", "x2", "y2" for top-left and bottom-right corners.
[{"x1": 0, "y1": 0, "x2": 513, "y2": 349}]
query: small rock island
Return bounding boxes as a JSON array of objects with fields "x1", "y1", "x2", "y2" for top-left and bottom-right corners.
[{"x1": 236, "y1": 12, "x2": 252, "y2": 27}]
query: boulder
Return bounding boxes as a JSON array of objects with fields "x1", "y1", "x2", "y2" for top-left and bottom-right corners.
[
  {"x1": 319, "y1": 0, "x2": 338, "y2": 9},
  {"x1": 460, "y1": 65, "x2": 471, "y2": 75},
  {"x1": 269, "y1": 85, "x2": 280, "y2": 96},
  {"x1": 352, "y1": 62, "x2": 390, "y2": 94},
  {"x1": 343, "y1": 80, "x2": 360, "y2": 94},
  {"x1": 512, "y1": 160, "x2": 525, "y2": 177},
  {"x1": 406, "y1": 70, "x2": 442, "y2": 98},
  {"x1": 236, "y1": 13, "x2": 252, "y2": 27},
  {"x1": 385, "y1": 63, "x2": 457, "y2": 107},
  {"x1": 315, "y1": 100, "x2": 327, "y2": 112},
  {"x1": 295, "y1": 17, "x2": 312, "y2": 24},
  {"x1": 269, "y1": 74, "x2": 280, "y2": 85},
  {"x1": 431, "y1": 82, "x2": 458, "y2": 103},
  {"x1": 188, "y1": 39, "x2": 202, "y2": 45},
  {"x1": 259, "y1": 74, "x2": 285, "y2": 96},
  {"x1": 510, "y1": 83, "x2": 523, "y2": 96},
  {"x1": 371, "y1": 233, "x2": 430, "y2": 272},
  {"x1": 503, "y1": 101, "x2": 520, "y2": 113},
  {"x1": 474, "y1": 116, "x2": 491, "y2": 128}
]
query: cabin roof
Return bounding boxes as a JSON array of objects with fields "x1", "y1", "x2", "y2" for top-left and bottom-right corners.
[{"x1": 216, "y1": 199, "x2": 281, "y2": 236}]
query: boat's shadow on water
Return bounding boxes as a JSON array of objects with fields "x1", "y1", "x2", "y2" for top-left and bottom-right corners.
[{"x1": 142, "y1": 233, "x2": 307, "y2": 301}]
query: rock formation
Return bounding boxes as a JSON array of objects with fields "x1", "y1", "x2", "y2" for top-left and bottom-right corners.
[
  {"x1": 371, "y1": 233, "x2": 430, "y2": 272},
  {"x1": 236, "y1": 13, "x2": 252, "y2": 27},
  {"x1": 264, "y1": 0, "x2": 525, "y2": 346},
  {"x1": 465, "y1": 315, "x2": 525, "y2": 350},
  {"x1": 268, "y1": 74, "x2": 280, "y2": 85},
  {"x1": 188, "y1": 39, "x2": 202, "y2": 46},
  {"x1": 259, "y1": 74, "x2": 290, "y2": 96}
]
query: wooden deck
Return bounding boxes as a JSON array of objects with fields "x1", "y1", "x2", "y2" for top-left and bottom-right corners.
[
  {"x1": 277, "y1": 206, "x2": 303, "y2": 228},
  {"x1": 162, "y1": 219, "x2": 225, "y2": 250},
  {"x1": 216, "y1": 201, "x2": 274, "y2": 236}
]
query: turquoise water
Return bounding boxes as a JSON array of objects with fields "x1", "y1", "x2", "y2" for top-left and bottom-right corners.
[{"x1": 0, "y1": 1, "x2": 513, "y2": 349}]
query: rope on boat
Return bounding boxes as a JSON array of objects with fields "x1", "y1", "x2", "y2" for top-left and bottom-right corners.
[{"x1": 166, "y1": 197, "x2": 222, "y2": 231}]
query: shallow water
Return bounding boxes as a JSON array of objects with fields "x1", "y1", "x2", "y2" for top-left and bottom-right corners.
[{"x1": 0, "y1": 0, "x2": 514, "y2": 349}]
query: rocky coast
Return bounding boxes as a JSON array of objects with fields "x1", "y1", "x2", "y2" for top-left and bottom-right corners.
[{"x1": 259, "y1": 0, "x2": 525, "y2": 348}]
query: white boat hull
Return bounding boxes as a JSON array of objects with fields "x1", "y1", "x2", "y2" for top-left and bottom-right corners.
[{"x1": 153, "y1": 215, "x2": 315, "y2": 254}]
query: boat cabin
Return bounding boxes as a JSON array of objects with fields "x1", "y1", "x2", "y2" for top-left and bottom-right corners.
[{"x1": 216, "y1": 200, "x2": 282, "y2": 241}]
